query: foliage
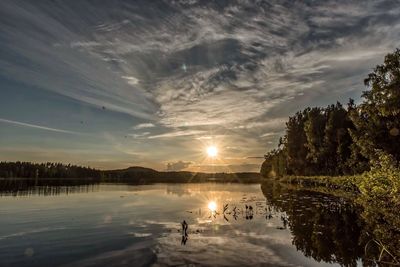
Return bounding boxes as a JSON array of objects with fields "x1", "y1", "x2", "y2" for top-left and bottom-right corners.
[
  {"x1": 304, "y1": 107, "x2": 326, "y2": 169},
  {"x1": 261, "y1": 148, "x2": 287, "y2": 178},
  {"x1": 285, "y1": 110, "x2": 309, "y2": 175},
  {"x1": 267, "y1": 151, "x2": 400, "y2": 264},
  {"x1": 261, "y1": 48, "x2": 400, "y2": 178},
  {"x1": 277, "y1": 175, "x2": 360, "y2": 193},
  {"x1": 358, "y1": 151, "x2": 400, "y2": 202},
  {"x1": 262, "y1": 101, "x2": 360, "y2": 177},
  {"x1": 350, "y1": 48, "x2": 400, "y2": 162},
  {"x1": 356, "y1": 151, "x2": 400, "y2": 265},
  {"x1": 260, "y1": 49, "x2": 400, "y2": 263}
]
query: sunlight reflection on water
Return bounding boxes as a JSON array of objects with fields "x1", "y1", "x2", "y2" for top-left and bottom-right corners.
[{"x1": 0, "y1": 183, "x2": 352, "y2": 267}]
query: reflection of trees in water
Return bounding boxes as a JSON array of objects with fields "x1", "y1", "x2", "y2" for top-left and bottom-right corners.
[
  {"x1": 358, "y1": 198, "x2": 400, "y2": 265},
  {"x1": 0, "y1": 179, "x2": 100, "y2": 196},
  {"x1": 261, "y1": 182, "x2": 400, "y2": 266},
  {"x1": 261, "y1": 182, "x2": 369, "y2": 266}
]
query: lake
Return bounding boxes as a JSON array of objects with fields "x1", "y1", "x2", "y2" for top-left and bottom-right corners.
[{"x1": 0, "y1": 182, "x2": 379, "y2": 266}]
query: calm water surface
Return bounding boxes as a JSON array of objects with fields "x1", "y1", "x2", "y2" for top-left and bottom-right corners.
[{"x1": 0, "y1": 183, "x2": 364, "y2": 267}]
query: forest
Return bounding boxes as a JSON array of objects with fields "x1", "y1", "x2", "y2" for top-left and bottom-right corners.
[
  {"x1": 0, "y1": 161, "x2": 101, "y2": 179},
  {"x1": 260, "y1": 50, "x2": 400, "y2": 264},
  {"x1": 261, "y1": 49, "x2": 400, "y2": 178},
  {"x1": 0, "y1": 162, "x2": 262, "y2": 184}
]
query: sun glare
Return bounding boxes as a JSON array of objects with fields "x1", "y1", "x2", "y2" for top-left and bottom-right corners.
[
  {"x1": 206, "y1": 146, "x2": 218, "y2": 158},
  {"x1": 208, "y1": 201, "x2": 217, "y2": 211}
]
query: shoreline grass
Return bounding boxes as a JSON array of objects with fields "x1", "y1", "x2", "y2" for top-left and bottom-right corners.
[{"x1": 272, "y1": 175, "x2": 361, "y2": 193}]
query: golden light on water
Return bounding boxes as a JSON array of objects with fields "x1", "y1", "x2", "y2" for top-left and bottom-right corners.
[
  {"x1": 208, "y1": 201, "x2": 217, "y2": 212},
  {"x1": 206, "y1": 146, "x2": 218, "y2": 158}
]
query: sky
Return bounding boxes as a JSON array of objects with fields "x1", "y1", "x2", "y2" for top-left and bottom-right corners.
[{"x1": 0, "y1": 0, "x2": 400, "y2": 172}]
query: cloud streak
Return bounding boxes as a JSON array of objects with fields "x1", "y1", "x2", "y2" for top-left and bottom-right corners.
[
  {"x1": 133, "y1": 123, "x2": 156, "y2": 130},
  {"x1": 148, "y1": 130, "x2": 206, "y2": 139},
  {"x1": 0, "y1": 118, "x2": 81, "y2": 135}
]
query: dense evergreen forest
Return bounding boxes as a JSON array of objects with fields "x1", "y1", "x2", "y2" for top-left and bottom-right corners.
[{"x1": 261, "y1": 49, "x2": 400, "y2": 178}]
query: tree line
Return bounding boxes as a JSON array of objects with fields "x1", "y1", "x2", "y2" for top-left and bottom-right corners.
[
  {"x1": 0, "y1": 161, "x2": 101, "y2": 179},
  {"x1": 0, "y1": 162, "x2": 262, "y2": 183},
  {"x1": 261, "y1": 49, "x2": 400, "y2": 177}
]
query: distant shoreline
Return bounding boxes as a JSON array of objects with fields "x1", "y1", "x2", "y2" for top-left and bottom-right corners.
[
  {"x1": 0, "y1": 161, "x2": 263, "y2": 184},
  {"x1": 0, "y1": 173, "x2": 263, "y2": 184},
  {"x1": 0, "y1": 164, "x2": 263, "y2": 187},
  {"x1": 0, "y1": 173, "x2": 262, "y2": 181}
]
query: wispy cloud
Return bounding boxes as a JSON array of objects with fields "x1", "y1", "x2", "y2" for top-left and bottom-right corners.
[
  {"x1": 148, "y1": 130, "x2": 206, "y2": 139},
  {"x1": 128, "y1": 132, "x2": 150, "y2": 139},
  {"x1": 0, "y1": 1, "x2": 156, "y2": 120},
  {"x1": 122, "y1": 76, "x2": 140, "y2": 85},
  {"x1": 132, "y1": 123, "x2": 155, "y2": 130},
  {"x1": 0, "y1": 118, "x2": 81, "y2": 135},
  {"x1": 260, "y1": 132, "x2": 280, "y2": 138}
]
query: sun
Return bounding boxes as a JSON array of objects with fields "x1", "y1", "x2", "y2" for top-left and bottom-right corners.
[
  {"x1": 208, "y1": 201, "x2": 217, "y2": 212},
  {"x1": 206, "y1": 146, "x2": 218, "y2": 158}
]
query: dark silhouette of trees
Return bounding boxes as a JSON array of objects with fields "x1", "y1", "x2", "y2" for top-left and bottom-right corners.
[
  {"x1": 261, "y1": 148, "x2": 287, "y2": 178},
  {"x1": 286, "y1": 110, "x2": 309, "y2": 175},
  {"x1": 262, "y1": 101, "x2": 358, "y2": 177},
  {"x1": 304, "y1": 107, "x2": 326, "y2": 173},
  {"x1": 0, "y1": 161, "x2": 101, "y2": 179},
  {"x1": 262, "y1": 49, "x2": 400, "y2": 177},
  {"x1": 0, "y1": 162, "x2": 262, "y2": 184},
  {"x1": 350, "y1": 48, "x2": 400, "y2": 162}
]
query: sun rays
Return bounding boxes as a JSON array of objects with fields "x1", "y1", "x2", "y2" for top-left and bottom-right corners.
[{"x1": 206, "y1": 146, "x2": 218, "y2": 158}]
